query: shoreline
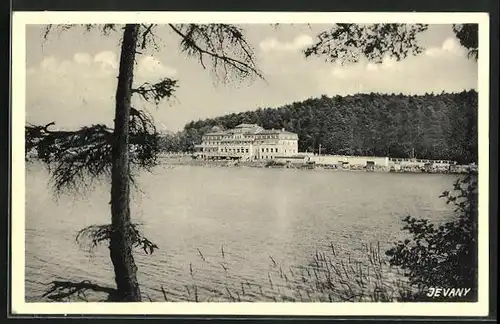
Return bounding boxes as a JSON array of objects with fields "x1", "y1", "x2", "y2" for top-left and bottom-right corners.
[{"x1": 158, "y1": 154, "x2": 475, "y2": 175}]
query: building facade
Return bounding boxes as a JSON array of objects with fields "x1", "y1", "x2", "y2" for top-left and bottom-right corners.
[{"x1": 194, "y1": 124, "x2": 299, "y2": 160}]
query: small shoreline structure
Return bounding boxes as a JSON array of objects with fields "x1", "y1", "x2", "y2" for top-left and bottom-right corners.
[{"x1": 158, "y1": 152, "x2": 476, "y2": 174}]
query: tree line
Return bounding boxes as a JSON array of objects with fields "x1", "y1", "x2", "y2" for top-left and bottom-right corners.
[{"x1": 160, "y1": 90, "x2": 478, "y2": 164}]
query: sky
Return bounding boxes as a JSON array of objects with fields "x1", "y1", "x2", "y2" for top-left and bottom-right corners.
[{"x1": 25, "y1": 24, "x2": 478, "y2": 132}]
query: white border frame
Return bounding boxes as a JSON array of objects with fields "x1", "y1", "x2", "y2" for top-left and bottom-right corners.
[{"x1": 11, "y1": 11, "x2": 490, "y2": 316}]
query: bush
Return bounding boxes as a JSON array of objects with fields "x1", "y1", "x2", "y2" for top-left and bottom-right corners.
[
  {"x1": 265, "y1": 160, "x2": 286, "y2": 168},
  {"x1": 385, "y1": 172, "x2": 478, "y2": 301}
]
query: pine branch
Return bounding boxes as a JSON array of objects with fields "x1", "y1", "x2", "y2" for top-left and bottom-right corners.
[
  {"x1": 76, "y1": 223, "x2": 159, "y2": 255},
  {"x1": 25, "y1": 109, "x2": 160, "y2": 195},
  {"x1": 43, "y1": 24, "x2": 118, "y2": 40},
  {"x1": 131, "y1": 78, "x2": 178, "y2": 105},
  {"x1": 168, "y1": 23, "x2": 263, "y2": 82},
  {"x1": 304, "y1": 24, "x2": 429, "y2": 65},
  {"x1": 452, "y1": 24, "x2": 479, "y2": 60},
  {"x1": 42, "y1": 280, "x2": 117, "y2": 301},
  {"x1": 139, "y1": 24, "x2": 158, "y2": 50}
]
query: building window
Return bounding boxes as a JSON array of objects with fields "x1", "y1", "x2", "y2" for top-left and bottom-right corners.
[
  {"x1": 245, "y1": 148, "x2": 249, "y2": 153},
  {"x1": 266, "y1": 148, "x2": 269, "y2": 153},
  {"x1": 262, "y1": 148, "x2": 264, "y2": 152}
]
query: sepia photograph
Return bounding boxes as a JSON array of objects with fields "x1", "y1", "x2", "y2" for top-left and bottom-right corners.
[{"x1": 11, "y1": 11, "x2": 490, "y2": 316}]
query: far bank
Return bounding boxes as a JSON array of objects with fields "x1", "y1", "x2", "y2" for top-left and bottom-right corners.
[{"x1": 158, "y1": 153, "x2": 476, "y2": 174}]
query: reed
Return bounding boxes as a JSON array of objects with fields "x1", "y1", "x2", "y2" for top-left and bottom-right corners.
[{"x1": 158, "y1": 242, "x2": 415, "y2": 302}]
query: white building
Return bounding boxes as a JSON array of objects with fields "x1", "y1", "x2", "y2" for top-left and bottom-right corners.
[{"x1": 194, "y1": 124, "x2": 299, "y2": 160}]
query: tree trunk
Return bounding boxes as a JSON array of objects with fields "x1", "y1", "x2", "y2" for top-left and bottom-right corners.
[{"x1": 109, "y1": 24, "x2": 141, "y2": 302}]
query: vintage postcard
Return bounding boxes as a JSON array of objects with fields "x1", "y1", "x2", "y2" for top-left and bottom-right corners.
[{"x1": 11, "y1": 11, "x2": 490, "y2": 316}]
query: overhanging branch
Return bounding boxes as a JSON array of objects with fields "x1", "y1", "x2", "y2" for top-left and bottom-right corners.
[
  {"x1": 43, "y1": 24, "x2": 119, "y2": 40},
  {"x1": 131, "y1": 78, "x2": 178, "y2": 105},
  {"x1": 304, "y1": 24, "x2": 429, "y2": 65},
  {"x1": 76, "y1": 223, "x2": 159, "y2": 255},
  {"x1": 168, "y1": 23, "x2": 263, "y2": 82},
  {"x1": 25, "y1": 108, "x2": 160, "y2": 195}
]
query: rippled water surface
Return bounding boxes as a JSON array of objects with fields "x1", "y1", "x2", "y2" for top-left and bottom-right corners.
[{"x1": 25, "y1": 163, "x2": 458, "y2": 302}]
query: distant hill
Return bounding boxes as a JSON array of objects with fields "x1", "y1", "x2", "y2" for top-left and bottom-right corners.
[{"x1": 160, "y1": 91, "x2": 478, "y2": 164}]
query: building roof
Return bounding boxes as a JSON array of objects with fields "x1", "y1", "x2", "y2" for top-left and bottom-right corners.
[
  {"x1": 255, "y1": 129, "x2": 297, "y2": 135},
  {"x1": 234, "y1": 123, "x2": 260, "y2": 129},
  {"x1": 203, "y1": 124, "x2": 298, "y2": 137},
  {"x1": 203, "y1": 131, "x2": 227, "y2": 136}
]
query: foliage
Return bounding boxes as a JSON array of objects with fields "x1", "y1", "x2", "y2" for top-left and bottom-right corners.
[
  {"x1": 306, "y1": 23, "x2": 478, "y2": 65},
  {"x1": 25, "y1": 108, "x2": 159, "y2": 195},
  {"x1": 157, "y1": 132, "x2": 184, "y2": 153},
  {"x1": 452, "y1": 24, "x2": 479, "y2": 60},
  {"x1": 305, "y1": 24, "x2": 429, "y2": 65},
  {"x1": 168, "y1": 24, "x2": 263, "y2": 83},
  {"x1": 168, "y1": 90, "x2": 478, "y2": 164},
  {"x1": 132, "y1": 78, "x2": 178, "y2": 105},
  {"x1": 128, "y1": 108, "x2": 161, "y2": 171},
  {"x1": 385, "y1": 172, "x2": 478, "y2": 301},
  {"x1": 42, "y1": 280, "x2": 117, "y2": 302},
  {"x1": 265, "y1": 160, "x2": 286, "y2": 168},
  {"x1": 76, "y1": 223, "x2": 159, "y2": 255}
]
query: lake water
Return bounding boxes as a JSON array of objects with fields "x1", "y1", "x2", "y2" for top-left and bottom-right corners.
[{"x1": 25, "y1": 163, "x2": 458, "y2": 302}]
